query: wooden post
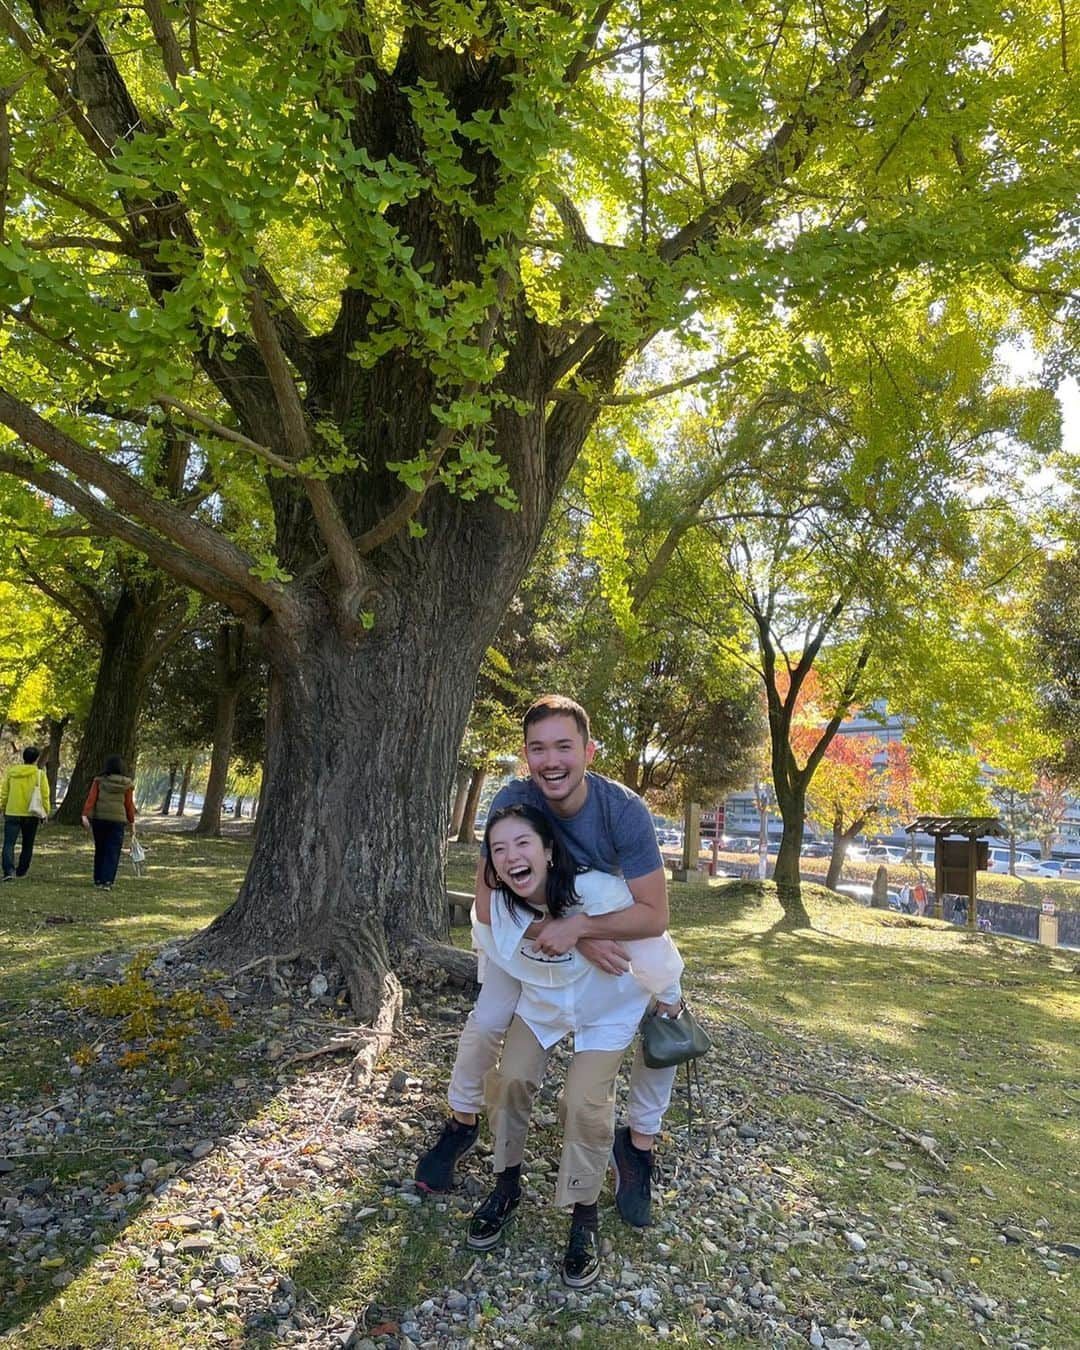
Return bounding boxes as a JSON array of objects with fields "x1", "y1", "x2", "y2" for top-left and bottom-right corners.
[
  {"x1": 1038, "y1": 901, "x2": 1059, "y2": 947},
  {"x1": 933, "y1": 839, "x2": 944, "y2": 920},
  {"x1": 967, "y1": 835, "x2": 978, "y2": 930},
  {"x1": 673, "y1": 802, "x2": 701, "y2": 881}
]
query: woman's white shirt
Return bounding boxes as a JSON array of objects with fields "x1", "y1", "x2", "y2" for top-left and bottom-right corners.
[{"x1": 472, "y1": 870, "x2": 683, "y2": 1052}]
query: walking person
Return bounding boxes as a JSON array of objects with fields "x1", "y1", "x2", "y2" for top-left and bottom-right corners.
[
  {"x1": 416, "y1": 695, "x2": 677, "y2": 1227},
  {"x1": 1, "y1": 746, "x2": 50, "y2": 881},
  {"x1": 81, "y1": 755, "x2": 136, "y2": 889},
  {"x1": 467, "y1": 805, "x2": 684, "y2": 1286}
]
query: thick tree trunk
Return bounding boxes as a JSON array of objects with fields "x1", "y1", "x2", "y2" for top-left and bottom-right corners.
[
  {"x1": 456, "y1": 765, "x2": 487, "y2": 843},
  {"x1": 448, "y1": 765, "x2": 471, "y2": 836},
  {"x1": 176, "y1": 759, "x2": 194, "y2": 815},
  {"x1": 159, "y1": 764, "x2": 178, "y2": 814},
  {"x1": 55, "y1": 588, "x2": 159, "y2": 823},
  {"x1": 197, "y1": 624, "x2": 246, "y2": 837},
  {"x1": 198, "y1": 582, "x2": 507, "y2": 1019}
]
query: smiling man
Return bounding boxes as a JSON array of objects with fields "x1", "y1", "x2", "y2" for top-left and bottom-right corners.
[{"x1": 415, "y1": 695, "x2": 677, "y2": 1229}]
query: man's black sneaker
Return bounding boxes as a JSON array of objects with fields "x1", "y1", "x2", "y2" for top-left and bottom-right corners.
[
  {"x1": 414, "y1": 1117, "x2": 479, "y2": 1192},
  {"x1": 466, "y1": 1187, "x2": 520, "y2": 1250},
  {"x1": 561, "y1": 1222, "x2": 600, "y2": 1288},
  {"x1": 610, "y1": 1125, "x2": 654, "y2": 1227}
]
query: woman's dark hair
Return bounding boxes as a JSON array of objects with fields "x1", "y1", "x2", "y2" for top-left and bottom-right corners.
[
  {"x1": 482, "y1": 804, "x2": 580, "y2": 920},
  {"x1": 102, "y1": 755, "x2": 126, "y2": 776},
  {"x1": 22, "y1": 746, "x2": 40, "y2": 764}
]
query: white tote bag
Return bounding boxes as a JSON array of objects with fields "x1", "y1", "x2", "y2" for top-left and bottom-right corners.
[{"x1": 27, "y1": 771, "x2": 47, "y2": 820}]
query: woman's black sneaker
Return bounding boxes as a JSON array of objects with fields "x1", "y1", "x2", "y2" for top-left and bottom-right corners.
[
  {"x1": 414, "y1": 1117, "x2": 479, "y2": 1192},
  {"x1": 466, "y1": 1187, "x2": 520, "y2": 1249},
  {"x1": 561, "y1": 1222, "x2": 600, "y2": 1287},
  {"x1": 610, "y1": 1126, "x2": 654, "y2": 1227}
]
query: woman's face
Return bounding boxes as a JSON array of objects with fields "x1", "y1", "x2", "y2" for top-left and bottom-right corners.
[{"x1": 487, "y1": 816, "x2": 552, "y2": 902}]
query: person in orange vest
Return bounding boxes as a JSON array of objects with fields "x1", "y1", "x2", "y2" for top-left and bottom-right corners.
[{"x1": 81, "y1": 755, "x2": 137, "y2": 890}]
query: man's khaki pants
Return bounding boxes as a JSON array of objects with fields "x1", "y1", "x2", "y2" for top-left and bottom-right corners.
[{"x1": 485, "y1": 1015, "x2": 627, "y2": 1207}]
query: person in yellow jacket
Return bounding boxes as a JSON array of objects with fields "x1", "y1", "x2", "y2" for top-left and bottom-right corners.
[{"x1": 1, "y1": 746, "x2": 50, "y2": 880}]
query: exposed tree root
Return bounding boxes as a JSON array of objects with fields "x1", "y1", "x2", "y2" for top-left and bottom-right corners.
[
  {"x1": 408, "y1": 936, "x2": 479, "y2": 986},
  {"x1": 232, "y1": 948, "x2": 303, "y2": 978}
]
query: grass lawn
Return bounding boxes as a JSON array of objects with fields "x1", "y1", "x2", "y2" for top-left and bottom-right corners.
[{"x1": 1, "y1": 830, "x2": 1076, "y2": 1347}]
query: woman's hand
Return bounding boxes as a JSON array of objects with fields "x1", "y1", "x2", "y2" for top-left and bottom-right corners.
[
  {"x1": 80, "y1": 815, "x2": 90, "y2": 830},
  {"x1": 654, "y1": 999, "x2": 683, "y2": 1018},
  {"x1": 531, "y1": 913, "x2": 586, "y2": 956}
]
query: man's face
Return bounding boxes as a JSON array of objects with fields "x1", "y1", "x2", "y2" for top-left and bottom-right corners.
[{"x1": 523, "y1": 713, "x2": 595, "y2": 816}]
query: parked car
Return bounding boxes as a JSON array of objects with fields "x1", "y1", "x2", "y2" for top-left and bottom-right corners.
[
  {"x1": 985, "y1": 847, "x2": 1042, "y2": 875},
  {"x1": 801, "y1": 840, "x2": 832, "y2": 858},
  {"x1": 866, "y1": 845, "x2": 908, "y2": 864},
  {"x1": 721, "y1": 836, "x2": 758, "y2": 853}
]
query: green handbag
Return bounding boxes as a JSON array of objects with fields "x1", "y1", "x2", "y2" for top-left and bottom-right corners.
[{"x1": 640, "y1": 1002, "x2": 712, "y2": 1068}]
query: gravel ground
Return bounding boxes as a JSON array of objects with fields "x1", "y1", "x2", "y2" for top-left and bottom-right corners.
[{"x1": 0, "y1": 947, "x2": 1070, "y2": 1348}]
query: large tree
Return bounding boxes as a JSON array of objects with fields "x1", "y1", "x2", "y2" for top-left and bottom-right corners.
[{"x1": 0, "y1": 1, "x2": 1074, "y2": 1013}]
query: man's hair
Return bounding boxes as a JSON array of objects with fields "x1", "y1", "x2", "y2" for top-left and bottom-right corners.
[
  {"x1": 22, "y1": 746, "x2": 40, "y2": 764},
  {"x1": 522, "y1": 694, "x2": 590, "y2": 745}
]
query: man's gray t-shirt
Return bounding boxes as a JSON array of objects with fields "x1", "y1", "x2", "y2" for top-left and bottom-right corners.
[{"x1": 487, "y1": 773, "x2": 662, "y2": 880}]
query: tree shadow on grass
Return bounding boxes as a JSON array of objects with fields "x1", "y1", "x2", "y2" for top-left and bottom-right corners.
[{"x1": 0, "y1": 955, "x2": 342, "y2": 1346}]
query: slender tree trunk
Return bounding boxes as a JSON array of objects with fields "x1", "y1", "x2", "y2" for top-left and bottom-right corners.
[
  {"x1": 55, "y1": 588, "x2": 159, "y2": 823},
  {"x1": 771, "y1": 781, "x2": 812, "y2": 927},
  {"x1": 456, "y1": 765, "x2": 487, "y2": 843},
  {"x1": 449, "y1": 765, "x2": 471, "y2": 836},
  {"x1": 197, "y1": 624, "x2": 246, "y2": 837},
  {"x1": 825, "y1": 820, "x2": 861, "y2": 890},
  {"x1": 234, "y1": 795, "x2": 244, "y2": 818},
  {"x1": 159, "y1": 764, "x2": 178, "y2": 814},
  {"x1": 43, "y1": 715, "x2": 68, "y2": 811},
  {"x1": 177, "y1": 759, "x2": 194, "y2": 815}
]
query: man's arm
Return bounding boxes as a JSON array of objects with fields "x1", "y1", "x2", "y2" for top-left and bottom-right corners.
[{"x1": 532, "y1": 868, "x2": 669, "y2": 955}]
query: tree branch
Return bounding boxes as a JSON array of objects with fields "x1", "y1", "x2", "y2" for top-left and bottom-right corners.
[
  {"x1": 244, "y1": 272, "x2": 368, "y2": 613},
  {"x1": 142, "y1": 0, "x2": 189, "y2": 86},
  {"x1": 547, "y1": 5, "x2": 910, "y2": 386},
  {"x1": 0, "y1": 450, "x2": 261, "y2": 619},
  {"x1": 0, "y1": 386, "x2": 295, "y2": 620},
  {"x1": 550, "y1": 352, "x2": 750, "y2": 407}
]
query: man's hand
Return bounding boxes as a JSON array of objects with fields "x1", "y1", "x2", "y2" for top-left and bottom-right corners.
[
  {"x1": 577, "y1": 937, "x2": 631, "y2": 975},
  {"x1": 531, "y1": 913, "x2": 587, "y2": 956}
]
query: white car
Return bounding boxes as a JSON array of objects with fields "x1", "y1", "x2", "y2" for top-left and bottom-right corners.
[
  {"x1": 985, "y1": 847, "x2": 1042, "y2": 875},
  {"x1": 865, "y1": 845, "x2": 908, "y2": 864}
]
